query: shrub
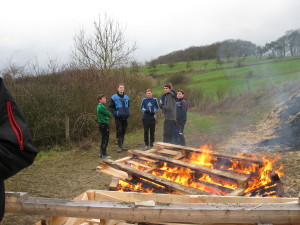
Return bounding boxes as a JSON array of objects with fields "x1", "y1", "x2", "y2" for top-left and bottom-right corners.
[
  {"x1": 167, "y1": 72, "x2": 190, "y2": 86},
  {"x1": 184, "y1": 87, "x2": 213, "y2": 110},
  {"x1": 5, "y1": 68, "x2": 153, "y2": 149}
]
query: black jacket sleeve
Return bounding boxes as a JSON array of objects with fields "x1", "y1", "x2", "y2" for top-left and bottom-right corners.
[{"x1": 108, "y1": 97, "x2": 116, "y2": 116}]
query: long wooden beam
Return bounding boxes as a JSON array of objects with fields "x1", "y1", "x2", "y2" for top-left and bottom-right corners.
[
  {"x1": 6, "y1": 195, "x2": 300, "y2": 224},
  {"x1": 91, "y1": 190, "x2": 298, "y2": 204},
  {"x1": 153, "y1": 142, "x2": 263, "y2": 165},
  {"x1": 129, "y1": 149, "x2": 248, "y2": 189}
]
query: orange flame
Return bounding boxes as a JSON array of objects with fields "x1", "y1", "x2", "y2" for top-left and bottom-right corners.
[
  {"x1": 244, "y1": 154, "x2": 284, "y2": 193},
  {"x1": 228, "y1": 153, "x2": 260, "y2": 175},
  {"x1": 116, "y1": 180, "x2": 154, "y2": 193},
  {"x1": 188, "y1": 144, "x2": 213, "y2": 167}
]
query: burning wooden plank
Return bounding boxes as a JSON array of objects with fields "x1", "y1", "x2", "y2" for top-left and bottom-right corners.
[
  {"x1": 153, "y1": 142, "x2": 264, "y2": 165},
  {"x1": 99, "y1": 159, "x2": 208, "y2": 195}
]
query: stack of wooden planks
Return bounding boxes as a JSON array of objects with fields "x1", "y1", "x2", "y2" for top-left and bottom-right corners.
[{"x1": 98, "y1": 142, "x2": 282, "y2": 196}]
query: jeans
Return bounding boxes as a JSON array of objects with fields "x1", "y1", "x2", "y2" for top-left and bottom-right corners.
[
  {"x1": 99, "y1": 123, "x2": 109, "y2": 155},
  {"x1": 163, "y1": 119, "x2": 176, "y2": 143},
  {"x1": 115, "y1": 118, "x2": 128, "y2": 140},
  {"x1": 177, "y1": 120, "x2": 186, "y2": 146},
  {"x1": 142, "y1": 118, "x2": 156, "y2": 146}
]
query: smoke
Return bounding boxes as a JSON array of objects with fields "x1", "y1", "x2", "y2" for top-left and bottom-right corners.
[
  {"x1": 257, "y1": 92, "x2": 300, "y2": 151},
  {"x1": 214, "y1": 59, "x2": 300, "y2": 154}
]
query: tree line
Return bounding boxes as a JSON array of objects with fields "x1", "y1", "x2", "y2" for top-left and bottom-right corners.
[{"x1": 148, "y1": 28, "x2": 300, "y2": 66}]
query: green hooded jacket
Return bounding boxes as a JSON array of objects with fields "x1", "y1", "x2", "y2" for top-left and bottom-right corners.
[{"x1": 97, "y1": 103, "x2": 111, "y2": 124}]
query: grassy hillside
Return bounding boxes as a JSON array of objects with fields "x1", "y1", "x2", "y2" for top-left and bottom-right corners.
[
  {"x1": 141, "y1": 56, "x2": 300, "y2": 76},
  {"x1": 147, "y1": 56, "x2": 300, "y2": 102}
]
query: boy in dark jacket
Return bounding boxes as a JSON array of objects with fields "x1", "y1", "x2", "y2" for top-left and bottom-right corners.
[
  {"x1": 176, "y1": 89, "x2": 188, "y2": 146},
  {"x1": 97, "y1": 94, "x2": 111, "y2": 158},
  {"x1": 109, "y1": 84, "x2": 130, "y2": 152},
  {"x1": 140, "y1": 89, "x2": 159, "y2": 150},
  {"x1": 161, "y1": 83, "x2": 177, "y2": 143}
]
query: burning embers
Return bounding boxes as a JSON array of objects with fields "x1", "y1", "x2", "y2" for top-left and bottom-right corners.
[{"x1": 97, "y1": 142, "x2": 284, "y2": 197}]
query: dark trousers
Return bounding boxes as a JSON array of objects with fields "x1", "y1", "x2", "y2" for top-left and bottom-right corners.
[
  {"x1": 0, "y1": 180, "x2": 4, "y2": 222},
  {"x1": 115, "y1": 118, "x2": 128, "y2": 141},
  {"x1": 163, "y1": 119, "x2": 176, "y2": 143},
  {"x1": 177, "y1": 120, "x2": 186, "y2": 146},
  {"x1": 142, "y1": 118, "x2": 156, "y2": 147},
  {"x1": 99, "y1": 123, "x2": 109, "y2": 156}
]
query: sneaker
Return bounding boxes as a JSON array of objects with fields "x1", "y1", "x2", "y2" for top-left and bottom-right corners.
[
  {"x1": 117, "y1": 147, "x2": 122, "y2": 153},
  {"x1": 144, "y1": 146, "x2": 149, "y2": 150},
  {"x1": 99, "y1": 154, "x2": 111, "y2": 158},
  {"x1": 122, "y1": 147, "x2": 128, "y2": 151}
]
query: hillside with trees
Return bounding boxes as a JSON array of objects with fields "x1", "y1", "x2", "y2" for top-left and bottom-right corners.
[{"x1": 148, "y1": 28, "x2": 300, "y2": 66}]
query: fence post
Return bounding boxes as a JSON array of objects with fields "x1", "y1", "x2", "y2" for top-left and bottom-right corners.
[{"x1": 65, "y1": 115, "x2": 70, "y2": 142}]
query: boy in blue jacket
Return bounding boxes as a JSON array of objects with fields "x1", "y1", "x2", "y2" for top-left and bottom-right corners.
[
  {"x1": 140, "y1": 89, "x2": 159, "y2": 150},
  {"x1": 109, "y1": 84, "x2": 130, "y2": 152}
]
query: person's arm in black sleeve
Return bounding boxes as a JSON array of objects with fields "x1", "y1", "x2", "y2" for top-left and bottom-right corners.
[
  {"x1": 182, "y1": 99, "x2": 188, "y2": 112},
  {"x1": 108, "y1": 97, "x2": 116, "y2": 116}
]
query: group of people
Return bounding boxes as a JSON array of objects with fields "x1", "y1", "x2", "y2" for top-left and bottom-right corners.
[{"x1": 96, "y1": 83, "x2": 188, "y2": 158}]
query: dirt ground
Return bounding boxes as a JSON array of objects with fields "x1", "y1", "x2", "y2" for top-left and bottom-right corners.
[{"x1": 2, "y1": 97, "x2": 300, "y2": 224}]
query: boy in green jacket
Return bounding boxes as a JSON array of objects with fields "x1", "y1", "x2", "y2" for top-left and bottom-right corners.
[{"x1": 97, "y1": 94, "x2": 111, "y2": 158}]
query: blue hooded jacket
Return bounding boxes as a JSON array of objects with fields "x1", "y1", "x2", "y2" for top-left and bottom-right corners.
[{"x1": 109, "y1": 93, "x2": 130, "y2": 120}]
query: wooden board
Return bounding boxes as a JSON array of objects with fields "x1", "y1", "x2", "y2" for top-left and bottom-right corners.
[
  {"x1": 153, "y1": 142, "x2": 263, "y2": 165},
  {"x1": 92, "y1": 190, "x2": 297, "y2": 204},
  {"x1": 6, "y1": 194, "x2": 300, "y2": 224},
  {"x1": 9, "y1": 191, "x2": 297, "y2": 225}
]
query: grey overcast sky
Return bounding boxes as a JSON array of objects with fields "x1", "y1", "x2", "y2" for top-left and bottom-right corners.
[{"x1": 0, "y1": 0, "x2": 299, "y2": 70}]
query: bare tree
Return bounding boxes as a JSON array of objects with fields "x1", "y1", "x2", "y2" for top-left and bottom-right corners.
[
  {"x1": 71, "y1": 14, "x2": 137, "y2": 71},
  {"x1": 1, "y1": 59, "x2": 27, "y2": 82}
]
